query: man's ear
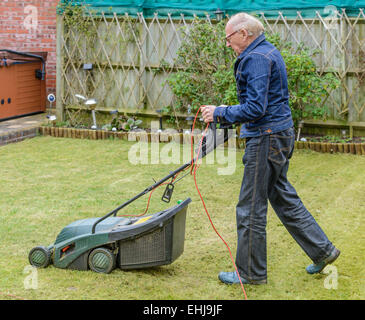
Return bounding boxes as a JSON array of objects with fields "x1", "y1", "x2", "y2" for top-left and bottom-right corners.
[{"x1": 240, "y1": 29, "x2": 248, "y2": 38}]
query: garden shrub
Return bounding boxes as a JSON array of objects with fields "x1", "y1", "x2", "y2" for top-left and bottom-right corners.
[{"x1": 166, "y1": 19, "x2": 340, "y2": 128}]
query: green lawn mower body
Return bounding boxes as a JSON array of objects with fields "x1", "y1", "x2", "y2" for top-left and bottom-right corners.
[
  {"x1": 29, "y1": 122, "x2": 235, "y2": 274},
  {"x1": 29, "y1": 198, "x2": 191, "y2": 273}
]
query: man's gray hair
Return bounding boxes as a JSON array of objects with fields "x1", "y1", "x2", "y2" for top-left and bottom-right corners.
[{"x1": 227, "y1": 13, "x2": 264, "y2": 37}]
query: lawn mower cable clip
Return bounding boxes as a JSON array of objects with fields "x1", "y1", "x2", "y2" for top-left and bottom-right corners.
[{"x1": 162, "y1": 183, "x2": 174, "y2": 203}]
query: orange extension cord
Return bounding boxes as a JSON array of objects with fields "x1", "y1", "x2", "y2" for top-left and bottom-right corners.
[
  {"x1": 190, "y1": 107, "x2": 248, "y2": 300},
  {"x1": 120, "y1": 107, "x2": 248, "y2": 300}
]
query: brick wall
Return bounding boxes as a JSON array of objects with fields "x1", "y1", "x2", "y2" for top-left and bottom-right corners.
[{"x1": 0, "y1": 0, "x2": 59, "y2": 98}]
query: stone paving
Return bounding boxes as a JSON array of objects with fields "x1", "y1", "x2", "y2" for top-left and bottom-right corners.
[{"x1": 0, "y1": 113, "x2": 46, "y2": 146}]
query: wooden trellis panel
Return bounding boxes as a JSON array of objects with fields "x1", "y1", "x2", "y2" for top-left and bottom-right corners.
[{"x1": 56, "y1": 9, "x2": 365, "y2": 125}]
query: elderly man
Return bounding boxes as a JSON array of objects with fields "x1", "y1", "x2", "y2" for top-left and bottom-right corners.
[{"x1": 201, "y1": 13, "x2": 340, "y2": 285}]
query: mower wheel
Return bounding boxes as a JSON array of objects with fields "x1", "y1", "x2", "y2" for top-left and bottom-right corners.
[
  {"x1": 88, "y1": 247, "x2": 116, "y2": 274},
  {"x1": 28, "y1": 246, "x2": 52, "y2": 268}
]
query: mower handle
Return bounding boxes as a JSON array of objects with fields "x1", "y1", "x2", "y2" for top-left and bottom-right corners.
[
  {"x1": 91, "y1": 120, "x2": 235, "y2": 234},
  {"x1": 91, "y1": 160, "x2": 192, "y2": 233}
]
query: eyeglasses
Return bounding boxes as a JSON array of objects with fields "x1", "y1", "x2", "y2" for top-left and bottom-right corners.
[
  {"x1": 225, "y1": 28, "x2": 254, "y2": 43},
  {"x1": 225, "y1": 30, "x2": 239, "y2": 43}
]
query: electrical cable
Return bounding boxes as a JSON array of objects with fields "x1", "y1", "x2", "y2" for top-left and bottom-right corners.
[
  {"x1": 118, "y1": 107, "x2": 248, "y2": 299},
  {"x1": 190, "y1": 106, "x2": 248, "y2": 300},
  {"x1": 119, "y1": 172, "x2": 183, "y2": 217}
]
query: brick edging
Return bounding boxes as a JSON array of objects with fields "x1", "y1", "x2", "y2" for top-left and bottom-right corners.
[{"x1": 0, "y1": 128, "x2": 38, "y2": 146}]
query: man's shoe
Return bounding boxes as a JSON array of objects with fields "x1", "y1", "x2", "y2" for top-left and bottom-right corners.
[
  {"x1": 306, "y1": 247, "x2": 340, "y2": 274},
  {"x1": 218, "y1": 271, "x2": 266, "y2": 285}
]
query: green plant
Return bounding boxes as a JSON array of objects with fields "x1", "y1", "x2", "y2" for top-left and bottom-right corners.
[
  {"x1": 165, "y1": 20, "x2": 237, "y2": 121},
  {"x1": 53, "y1": 120, "x2": 71, "y2": 128},
  {"x1": 315, "y1": 135, "x2": 339, "y2": 143},
  {"x1": 121, "y1": 118, "x2": 143, "y2": 131},
  {"x1": 277, "y1": 43, "x2": 340, "y2": 126},
  {"x1": 57, "y1": 0, "x2": 95, "y2": 37},
  {"x1": 166, "y1": 20, "x2": 340, "y2": 128},
  {"x1": 103, "y1": 111, "x2": 143, "y2": 132}
]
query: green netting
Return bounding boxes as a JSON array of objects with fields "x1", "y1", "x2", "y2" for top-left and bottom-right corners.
[{"x1": 58, "y1": 0, "x2": 365, "y2": 18}]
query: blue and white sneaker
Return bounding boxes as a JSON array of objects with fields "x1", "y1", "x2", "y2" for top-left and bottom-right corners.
[
  {"x1": 218, "y1": 271, "x2": 266, "y2": 285},
  {"x1": 306, "y1": 247, "x2": 341, "y2": 274}
]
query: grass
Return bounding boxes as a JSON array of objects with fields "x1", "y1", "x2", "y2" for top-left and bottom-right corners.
[{"x1": 0, "y1": 136, "x2": 364, "y2": 300}]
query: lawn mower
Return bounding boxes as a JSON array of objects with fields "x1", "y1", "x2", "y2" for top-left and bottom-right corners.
[{"x1": 28, "y1": 118, "x2": 235, "y2": 274}]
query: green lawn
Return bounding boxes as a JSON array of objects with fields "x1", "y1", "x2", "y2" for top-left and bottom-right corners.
[{"x1": 0, "y1": 136, "x2": 364, "y2": 300}]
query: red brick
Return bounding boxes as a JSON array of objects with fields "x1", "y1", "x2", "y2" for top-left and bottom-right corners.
[{"x1": 2, "y1": 0, "x2": 58, "y2": 93}]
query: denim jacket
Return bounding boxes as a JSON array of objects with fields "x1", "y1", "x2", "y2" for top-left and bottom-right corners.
[{"x1": 213, "y1": 34, "x2": 293, "y2": 138}]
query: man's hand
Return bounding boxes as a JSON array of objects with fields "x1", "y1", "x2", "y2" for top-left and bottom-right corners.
[{"x1": 201, "y1": 105, "x2": 216, "y2": 123}]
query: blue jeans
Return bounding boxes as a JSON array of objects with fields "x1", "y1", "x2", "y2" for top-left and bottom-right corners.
[{"x1": 236, "y1": 127, "x2": 335, "y2": 282}]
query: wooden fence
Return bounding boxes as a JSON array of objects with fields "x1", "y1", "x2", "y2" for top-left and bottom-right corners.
[{"x1": 56, "y1": 8, "x2": 365, "y2": 135}]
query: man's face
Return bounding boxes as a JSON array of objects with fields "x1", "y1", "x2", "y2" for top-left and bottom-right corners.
[{"x1": 225, "y1": 23, "x2": 250, "y2": 56}]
